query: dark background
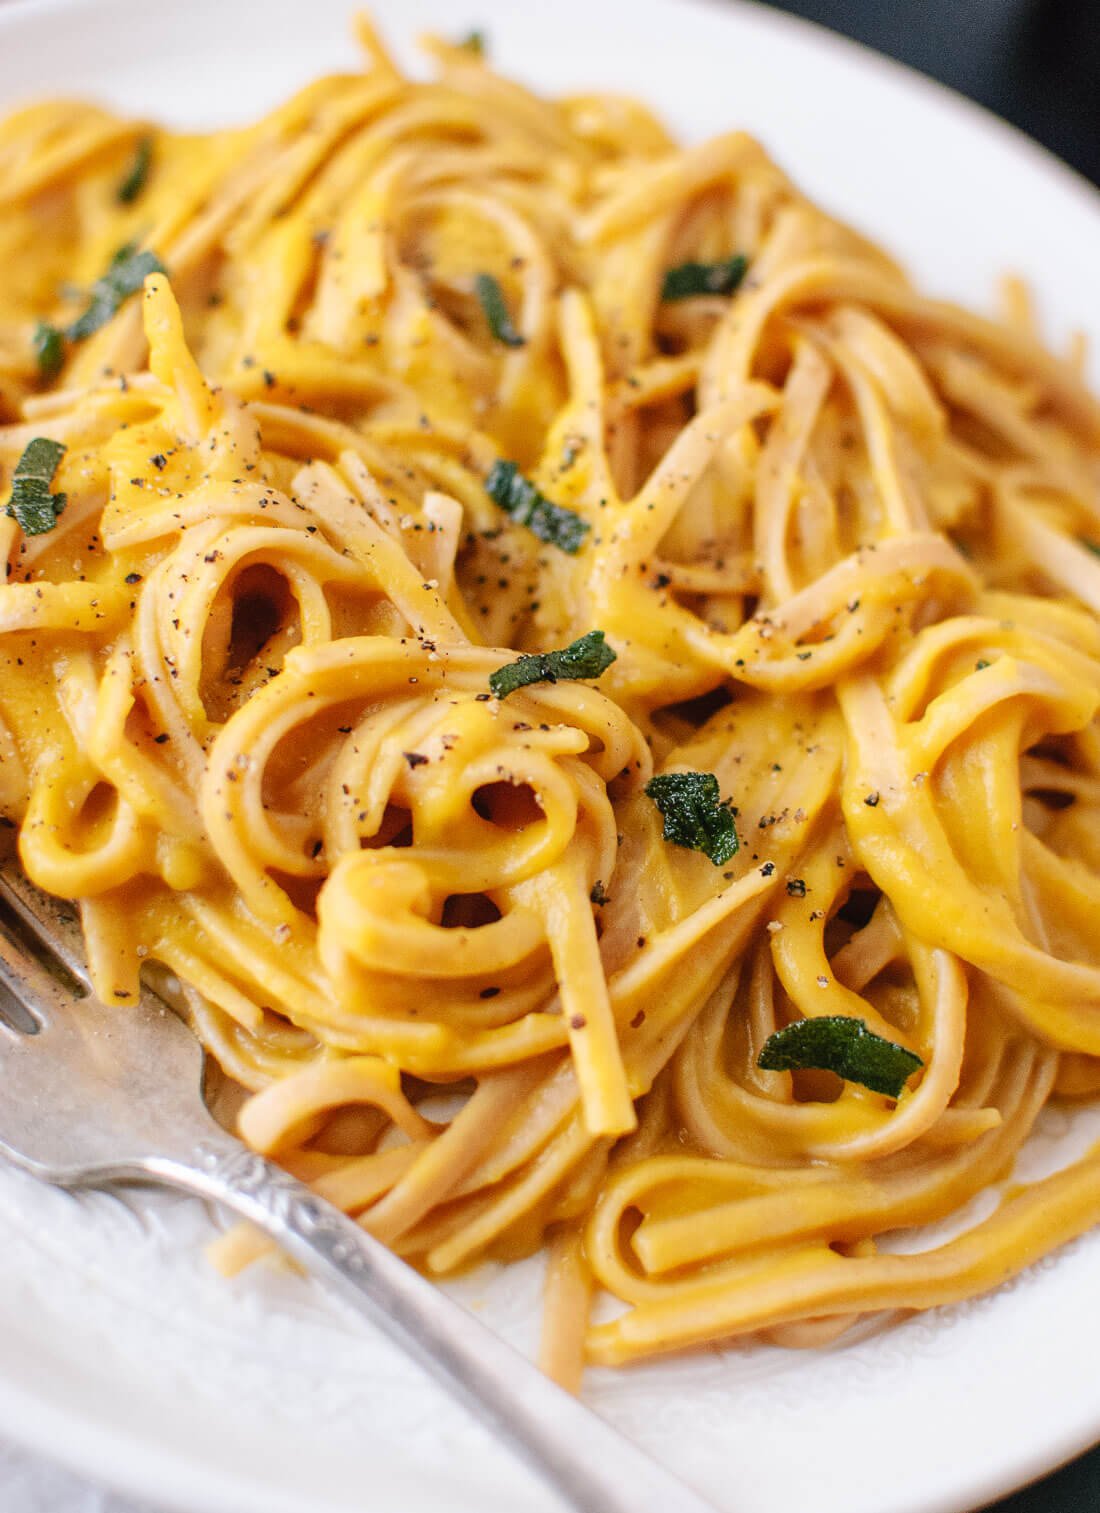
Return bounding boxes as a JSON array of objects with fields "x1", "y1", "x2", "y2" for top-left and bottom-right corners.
[{"x1": 760, "y1": 2, "x2": 1098, "y2": 1509}]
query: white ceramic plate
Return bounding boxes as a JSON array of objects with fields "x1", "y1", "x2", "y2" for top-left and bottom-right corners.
[{"x1": 1, "y1": 2, "x2": 1100, "y2": 1510}]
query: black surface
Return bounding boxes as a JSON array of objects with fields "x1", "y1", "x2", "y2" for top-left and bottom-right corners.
[{"x1": 756, "y1": 3, "x2": 1098, "y2": 1510}]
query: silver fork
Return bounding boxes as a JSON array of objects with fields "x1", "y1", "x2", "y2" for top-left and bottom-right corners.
[{"x1": 0, "y1": 858, "x2": 721, "y2": 1513}]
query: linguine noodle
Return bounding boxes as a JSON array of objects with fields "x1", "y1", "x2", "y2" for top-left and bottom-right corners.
[{"x1": 2, "y1": 17, "x2": 1100, "y2": 1384}]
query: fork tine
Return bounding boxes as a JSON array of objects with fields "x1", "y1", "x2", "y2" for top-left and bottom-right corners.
[
  {"x1": 0, "y1": 924, "x2": 41, "y2": 1035},
  {"x1": 0, "y1": 866, "x2": 217, "y2": 1174},
  {"x1": 0, "y1": 862, "x2": 93, "y2": 994},
  {"x1": 0, "y1": 901, "x2": 70, "y2": 1039}
]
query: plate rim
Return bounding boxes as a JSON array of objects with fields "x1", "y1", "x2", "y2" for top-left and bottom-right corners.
[{"x1": 0, "y1": 2, "x2": 1098, "y2": 1511}]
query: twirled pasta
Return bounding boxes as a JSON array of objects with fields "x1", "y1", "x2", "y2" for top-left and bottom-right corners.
[{"x1": 2, "y1": 18, "x2": 1100, "y2": 1384}]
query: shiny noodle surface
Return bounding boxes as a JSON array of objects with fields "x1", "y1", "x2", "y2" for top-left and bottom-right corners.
[{"x1": 2, "y1": 18, "x2": 1100, "y2": 1380}]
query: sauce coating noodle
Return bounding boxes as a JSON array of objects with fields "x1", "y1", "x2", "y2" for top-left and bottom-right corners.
[{"x1": 1, "y1": 18, "x2": 1100, "y2": 1378}]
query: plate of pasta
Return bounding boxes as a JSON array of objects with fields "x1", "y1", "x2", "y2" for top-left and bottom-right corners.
[{"x1": 2, "y1": 0, "x2": 1100, "y2": 1510}]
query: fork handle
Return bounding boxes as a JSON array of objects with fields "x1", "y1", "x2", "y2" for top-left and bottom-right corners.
[{"x1": 141, "y1": 1134, "x2": 720, "y2": 1513}]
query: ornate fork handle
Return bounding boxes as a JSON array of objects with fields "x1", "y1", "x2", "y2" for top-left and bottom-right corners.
[{"x1": 138, "y1": 1133, "x2": 720, "y2": 1513}]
